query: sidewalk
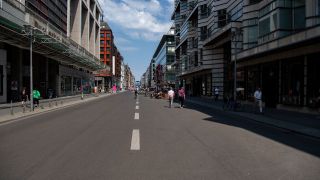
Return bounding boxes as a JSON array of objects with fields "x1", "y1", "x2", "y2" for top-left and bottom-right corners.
[
  {"x1": 186, "y1": 96, "x2": 320, "y2": 139},
  {"x1": 0, "y1": 92, "x2": 121, "y2": 124}
]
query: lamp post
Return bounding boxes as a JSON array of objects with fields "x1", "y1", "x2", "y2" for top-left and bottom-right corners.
[
  {"x1": 24, "y1": 25, "x2": 34, "y2": 111},
  {"x1": 232, "y1": 27, "x2": 241, "y2": 104}
]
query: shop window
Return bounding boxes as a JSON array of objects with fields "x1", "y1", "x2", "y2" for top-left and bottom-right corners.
[
  {"x1": 307, "y1": 55, "x2": 320, "y2": 108},
  {"x1": 281, "y1": 59, "x2": 304, "y2": 106}
]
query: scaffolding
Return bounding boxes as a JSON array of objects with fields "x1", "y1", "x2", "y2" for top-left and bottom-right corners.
[{"x1": 0, "y1": 0, "x2": 105, "y2": 71}]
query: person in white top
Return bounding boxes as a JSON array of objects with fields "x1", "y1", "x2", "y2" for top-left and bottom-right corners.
[
  {"x1": 214, "y1": 87, "x2": 219, "y2": 101},
  {"x1": 254, "y1": 88, "x2": 262, "y2": 113},
  {"x1": 168, "y1": 88, "x2": 175, "y2": 108}
]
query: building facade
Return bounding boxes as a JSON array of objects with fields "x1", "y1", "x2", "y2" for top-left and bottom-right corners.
[
  {"x1": 94, "y1": 21, "x2": 112, "y2": 91},
  {"x1": 172, "y1": 0, "x2": 320, "y2": 112},
  {"x1": 152, "y1": 27, "x2": 176, "y2": 90},
  {"x1": 0, "y1": 0, "x2": 103, "y2": 103}
]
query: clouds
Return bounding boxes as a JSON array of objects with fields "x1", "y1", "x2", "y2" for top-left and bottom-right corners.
[{"x1": 99, "y1": 0, "x2": 173, "y2": 41}]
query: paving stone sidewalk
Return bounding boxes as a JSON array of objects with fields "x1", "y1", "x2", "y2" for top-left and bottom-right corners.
[
  {"x1": 186, "y1": 96, "x2": 320, "y2": 139},
  {"x1": 0, "y1": 92, "x2": 122, "y2": 124}
]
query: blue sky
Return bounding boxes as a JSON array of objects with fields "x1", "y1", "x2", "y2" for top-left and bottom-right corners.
[{"x1": 98, "y1": 0, "x2": 174, "y2": 80}]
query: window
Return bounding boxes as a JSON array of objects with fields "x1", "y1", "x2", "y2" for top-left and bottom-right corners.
[
  {"x1": 293, "y1": 1, "x2": 306, "y2": 29},
  {"x1": 106, "y1": 33, "x2": 111, "y2": 38},
  {"x1": 218, "y1": 9, "x2": 227, "y2": 28},
  {"x1": 107, "y1": 40, "x2": 110, "y2": 46},
  {"x1": 100, "y1": 47, "x2": 104, "y2": 52},
  {"x1": 259, "y1": 17, "x2": 270, "y2": 36},
  {"x1": 200, "y1": 4, "x2": 208, "y2": 18},
  {"x1": 244, "y1": 26, "x2": 258, "y2": 43},
  {"x1": 249, "y1": 0, "x2": 262, "y2": 5},
  {"x1": 100, "y1": 54, "x2": 104, "y2": 59},
  {"x1": 100, "y1": 33, "x2": 105, "y2": 38},
  {"x1": 279, "y1": 9, "x2": 292, "y2": 29},
  {"x1": 167, "y1": 47, "x2": 175, "y2": 53},
  {"x1": 100, "y1": 40, "x2": 105, "y2": 44},
  {"x1": 319, "y1": 0, "x2": 320, "y2": 15},
  {"x1": 200, "y1": 26, "x2": 207, "y2": 40}
]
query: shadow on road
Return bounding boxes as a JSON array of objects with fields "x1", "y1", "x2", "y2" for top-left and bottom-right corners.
[{"x1": 184, "y1": 102, "x2": 320, "y2": 158}]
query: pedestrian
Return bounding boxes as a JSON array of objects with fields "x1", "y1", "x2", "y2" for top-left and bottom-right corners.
[
  {"x1": 33, "y1": 88, "x2": 41, "y2": 107},
  {"x1": 21, "y1": 87, "x2": 28, "y2": 106},
  {"x1": 112, "y1": 85, "x2": 117, "y2": 93},
  {"x1": 134, "y1": 87, "x2": 138, "y2": 99},
  {"x1": 168, "y1": 87, "x2": 175, "y2": 108},
  {"x1": 214, "y1": 87, "x2": 219, "y2": 101},
  {"x1": 178, "y1": 86, "x2": 185, "y2": 108},
  {"x1": 254, "y1": 87, "x2": 262, "y2": 113}
]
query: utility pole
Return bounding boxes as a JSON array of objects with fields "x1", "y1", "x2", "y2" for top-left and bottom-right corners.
[
  {"x1": 24, "y1": 25, "x2": 34, "y2": 111},
  {"x1": 30, "y1": 28, "x2": 33, "y2": 110},
  {"x1": 232, "y1": 27, "x2": 241, "y2": 105}
]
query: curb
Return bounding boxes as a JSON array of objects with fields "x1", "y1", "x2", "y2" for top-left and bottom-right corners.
[
  {"x1": 0, "y1": 93, "x2": 117, "y2": 125},
  {"x1": 186, "y1": 100, "x2": 320, "y2": 139}
]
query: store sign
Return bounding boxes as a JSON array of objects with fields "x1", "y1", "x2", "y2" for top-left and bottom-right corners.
[{"x1": 34, "y1": 20, "x2": 62, "y2": 42}]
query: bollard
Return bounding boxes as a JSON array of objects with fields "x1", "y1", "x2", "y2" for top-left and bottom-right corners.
[
  {"x1": 23, "y1": 105, "x2": 25, "y2": 113},
  {"x1": 81, "y1": 93, "x2": 84, "y2": 100},
  {"x1": 10, "y1": 100, "x2": 14, "y2": 115},
  {"x1": 55, "y1": 101, "x2": 58, "y2": 106}
]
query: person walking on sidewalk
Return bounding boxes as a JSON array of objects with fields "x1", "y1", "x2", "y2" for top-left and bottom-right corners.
[
  {"x1": 214, "y1": 87, "x2": 219, "y2": 101},
  {"x1": 254, "y1": 87, "x2": 262, "y2": 113},
  {"x1": 178, "y1": 86, "x2": 185, "y2": 108},
  {"x1": 33, "y1": 88, "x2": 41, "y2": 108},
  {"x1": 168, "y1": 87, "x2": 175, "y2": 108},
  {"x1": 21, "y1": 87, "x2": 28, "y2": 106}
]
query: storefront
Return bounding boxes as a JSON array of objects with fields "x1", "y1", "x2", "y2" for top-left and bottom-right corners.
[
  {"x1": 238, "y1": 53, "x2": 320, "y2": 112},
  {"x1": 181, "y1": 70, "x2": 212, "y2": 97}
]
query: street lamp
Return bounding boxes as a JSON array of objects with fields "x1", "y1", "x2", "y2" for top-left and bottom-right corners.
[
  {"x1": 24, "y1": 25, "x2": 35, "y2": 111},
  {"x1": 232, "y1": 27, "x2": 242, "y2": 104}
]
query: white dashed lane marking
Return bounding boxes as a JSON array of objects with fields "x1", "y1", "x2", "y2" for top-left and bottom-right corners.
[
  {"x1": 130, "y1": 129, "x2": 140, "y2": 150},
  {"x1": 134, "y1": 113, "x2": 139, "y2": 120}
]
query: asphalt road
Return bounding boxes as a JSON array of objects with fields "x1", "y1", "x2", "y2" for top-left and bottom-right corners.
[{"x1": 0, "y1": 92, "x2": 319, "y2": 180}]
